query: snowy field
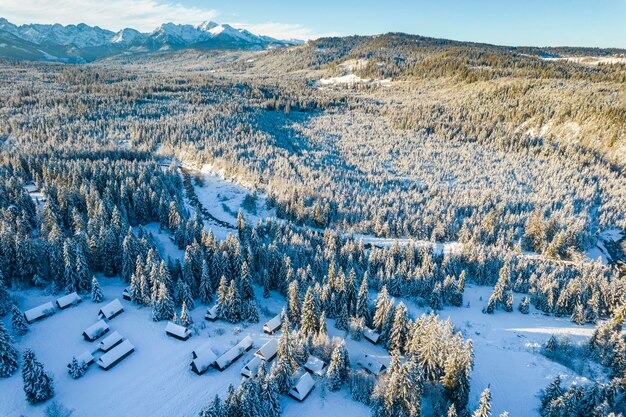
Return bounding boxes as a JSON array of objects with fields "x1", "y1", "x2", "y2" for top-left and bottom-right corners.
[
  {"x1": 400, "y1": 284, "x2": 597, "y2": 417},
  {"x1": 1, "y1": 280, "x2": 599, "y2": 417},
  {"x1": 0, "y1": 281, "x2": 373, "y2": 417}
]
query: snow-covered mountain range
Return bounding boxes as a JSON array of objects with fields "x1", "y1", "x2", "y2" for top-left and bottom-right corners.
[{"x1": 0, "y1": 18, "x2": 302, "y2": 63}]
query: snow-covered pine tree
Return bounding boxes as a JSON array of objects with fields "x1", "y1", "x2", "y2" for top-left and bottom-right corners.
[
  {"x1": 216, "y1": 276, "x2": 228, "y2": 319},
  {"x1": 68, "y1": 357, "x2": 88, "y2": 379},
  {"x1": 0, "y1": 322, "x2": 19, "y2": 377},
  {"x1": 472, "y1": 388, "x2": 492, "y2": 417},
  {"x1": 287, "y1": 280, "x2": 301, "y2": 328},
  {"x1": 177, "y1": 279, "x2": 195, "y2": 311},
  {"x1": 373, "y1": 286, "x2": 391, "y2": 332},
  {"x1": 356, "y1": 272, "x2": 370, "y2": 324},
  {"x1": 336, "y1": 301, "x2": 349, "y2": 331},
  {"x1": 152, "y1": 283, "x2": 175, "y2": 322},
  {"x1": 11, "y1": 304, "x2": 28, "y2": 336},
  {"x1": 0, "y1": 278, "x2": 11, "y2": 317},
  {"x1": 504, "y1": 291, "x2": 513, "y2": 312},
  {"x1": 225, "y1": 280, "x2": 241, "y2": 323},
  {"x1": 91, "y1": 276, "x2": 103, "y2": 303},
  {"x1": 326, "y1": 343, "x2": 346, "y2": 391},
  {"x1": 199, "y1": 260, "x2": 213, "y2": 304},
  {"x1": 300, "y1": 287, "x2": 319, "y2": 338},
  {"x1": 22, "y1": 349, "x2": 54, "y2": 404},
  {"x1": 199, "y1": 394, "x2": 224, "y2": 417},
  {"x1": 519, "y1": 296, "x2": 530, "y2": 314},
  {"x1": 75, "y1": 244, "x2": 90, "y2": 293},
  {"x1": 389, "y1": 302, "x2": 409, "y2": 354},
  {"x1": 180, "y1": 301, "x2": 192, "y2": 326}
]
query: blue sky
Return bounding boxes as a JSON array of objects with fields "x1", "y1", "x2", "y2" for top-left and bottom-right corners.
[{"x1": 1, "y1": 0, "x2": 625, "y2": 47}]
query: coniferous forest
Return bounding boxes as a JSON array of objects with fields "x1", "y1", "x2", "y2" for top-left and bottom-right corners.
[{"x1": 0, "y1": 23, "x2": 625, "y2": 417}]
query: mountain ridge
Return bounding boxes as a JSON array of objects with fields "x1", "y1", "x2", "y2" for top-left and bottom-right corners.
[{"x1": 0, "y1": 18, "x2": 301, "y2": 63}]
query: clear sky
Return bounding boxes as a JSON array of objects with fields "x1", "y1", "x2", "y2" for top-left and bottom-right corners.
[{"x1": 1, "y1": 0, "x2": 625, "y2": 48}]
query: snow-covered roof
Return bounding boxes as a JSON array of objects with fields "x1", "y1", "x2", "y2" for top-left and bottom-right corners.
[
  {"x1": 255, "y1": 338, "x2": 278, "y2": 360},
  {"x1": 23, "y1": 183, "x2": 39, "y2": 193},
  {"x1": 24, "y1": 301, "x2": 55, "y2": 323},
  {"x1": 263, "y1": 314, "x2": 282, "y2": 332},
  {"x1": 191, "y1": 348, "x2": 218, "y2": 374},
  {"x1": 56, "y1": 292, "x2": 82, "y2": 309},
  {"x1": 99, "y1": 331, "x2": 124, "y2": 352},
  {"x1": 215, "y1": 335, "x2": 253, "y2": 370},
  {"x1": 304, "y1": 355, "x2": 326, "y2": 376},
  {"x1": 289, "y1": 372, "x2": 315, "y2": 401},
  {"x1": 165, "y1": 322, "x2": 191, "y2": 338},
  {"x1": 98, "y1": 298, "x2": 124, "y2": 319},
  {"x1": 97, "y1": 339, "x2": 135, "y2": 369},
  {"x1": 205, "y1": 305, "x2": 219, "y2": 320},
  {"x1": 358, "y1": 354, "x2": 387, "y2": 375},
  {"x1": 364, "y1": 327, "x2": 380, "y2": 343},
  {"x1": 192, "y1": 341, "x2": 214, "y2": 359},
  {"x1": 241, "y1": 355, "x2": 263, "y2": 378},
  {"x1": 71, "y1": 351, "x2": 94, "y2": 367},
  {"x1": 83, "y1": 319, "x2": 110, "y2": 340}
]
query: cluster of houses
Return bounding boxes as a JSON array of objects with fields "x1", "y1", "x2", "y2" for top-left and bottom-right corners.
[
  {"x1": 71, "y1": 298, "x2": 135, "y2": 373},
  {"x1": 23, "y1": 291, "x2": 83, "y2": 325}
]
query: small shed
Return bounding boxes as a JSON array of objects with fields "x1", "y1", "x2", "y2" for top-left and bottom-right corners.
[
  {"x1": 205, "y1": 305, "x2": 219, "y2": 321},
  {"x1": 190, "y1": 349, "x2": 218, "y2": 375},
  {"x1": 364, "y1": 327, "x2": 381, "y2": 345},
  {"x1": 83, "y1": 319, "x2": 110, "y2": 342},
  {"x1": 97, "y1": 339, "x2": 135, "y2": 370},
  {"x1": 255, "y1": 338, "x2": 278, "y2": 362},
  {"x1": 358, "y1": 354, "x2": 387, "y2": 376},
  {"x1": 263, "y1": 314, "x2": 282, "y2": 334},
  {"x1": 122, "y1": 287, "x2": 131, "y2": 301},
  {"x1": 241, "y1": 355, "x2": 264, "y2": 379},
  {"x1": 99, "y1": 331, "x2": 124, "y2": 352},
  {"x1": 304, "y1": 355, "x2": 326, "y2": 377},
  {"x1": 289, "y1": 372, "x2": 315, "y2": 401},
  {"x1": 98, "y1": 298, "x2": 124, "y2": 320},
  {"x1": 214, "y1": 335, "x2": 253, "y2": 371},
  {"x1": 165, "y1": 322, "x2": 192, "y2": 341},
  {"x1": 56, "y1": 292, "x2": 82, "y2": 310},
  {"x1": 68, "y1": 351, "x2": 94, "y2": 370},
  {"x1": 24, "y1": 302, "x2": 55, "y2": 324}
]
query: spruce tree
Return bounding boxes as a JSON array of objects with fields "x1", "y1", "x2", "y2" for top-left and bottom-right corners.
[
  {"x1": 336, "y1": 302, "x2": 349, "y2": 331},
  {"x1": 199, "y1": 395, "x2": 224, "y2": 417},
  {"x1": 199, "y1": 260, "x2": 213, "y2": 304},
  {"x1": 300, "y1": 287, "x2": 319, "y2": 338},
  {"x1": 152, "y1": 283, "x2": 175, "y2": 322},
  {"x1": 519, "y1": 296, "x2": 530, "y2": 314},
  {"x1": 389, "y1": 302, "x2": 409, "y2": 354},
  {"x1": 91, "y1": 276, "x2": 103, "y2": 303},
  {"x1": 287, "y1": 280, "x2": 301, "y2": 328},
  {"x1": 11, "y1": 305, "x2": 29, "y2": 336},
  {"x1": 22, "y1": 349, "x2": 54, "y2": 404},
  {"x1": 356, "y1": 272, "x2": 370, "y2": 324},
  {"x1": 216, "y1": 276, "x2": 228, "y2": 319},
  {"x1": 68, "y1": 357, "x2": 88, "y2": 379},
  {"x1": 180, "y1": 301, "x2": 192, "y2": 326},
  {"x1": 0, "y1": 322, "x2": 18, "y2": 377},
  {"x1": 0, "y1": 279, "x2": 11, "y2": 317},
  {"x1": 472, "y1": 388, "x2": 492, "y2": 417}
]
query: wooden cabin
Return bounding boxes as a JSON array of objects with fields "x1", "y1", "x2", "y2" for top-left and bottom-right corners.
[
  {"x1": 67, "y1": 351, "x2": 94, "y2": 371},
  {"x1": 122, "y1": 287, "x2": 131, "y2": 301},
  {"x1": 24, "y1": 302, "x2": 55, "y2": 324},
  {"x1": 82, "y1": 320, "x2": 110, "y2": 342},
  {"x1": 190, "y1": 348, "x2": 217, "y2": 375},
  {"x1": 55, "y1": 292, "x2": 82, "y2": 310},
  {"x1": 255, "y1": 338, "x2": 278, "y2": 362},
  {"x1": 364, "y1": 327, "x2": 381, "y2": 345},
  {"x1": 214, "y1": 335, "x2": 253, "y2": 371},
  {"x1": 165, "y1": 322, "x2": 192, "y2": 341},
  {"x1": 358, "y1": 354, "x2": 387, "y2": 376},
  {"x1": 99, "y1": 331, "x2": 124, "y2": 352},
  {"x1": 304, "y1": 355, "x2": 326, "y2": 377},
  {"x1": 204, "y1": 305, "x2": 219, "y2": 321},
  {"x1": 263, "y1": 314, "x2": 282, "y2": 334},
  {"x1": 98, "y1": 298, "x2": 124, "y2": 320},
  {"x1": 289, "y1": 372, "x2": 315, "y2": 401},
  {"x1": 97, "y1": 340, "x2": 135, "y2": 371}
]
